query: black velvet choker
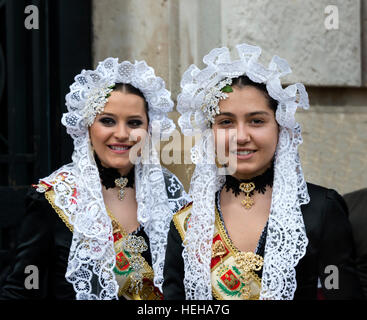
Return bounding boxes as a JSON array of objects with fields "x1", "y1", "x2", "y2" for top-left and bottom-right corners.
[
  {"x1": 94, "y1": 154, "x2": 135, "y2": 190},
  {"x1": 224, "y1": 162, "x2": 274, "y2": 198}
]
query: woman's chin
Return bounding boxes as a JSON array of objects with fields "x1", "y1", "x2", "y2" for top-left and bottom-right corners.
[
  {"x1": 105, "y1": 161, "x2": 134, "y2": 173},
  {"x1": 232, "y1": 166, "x2": 260, "y2": 179}
]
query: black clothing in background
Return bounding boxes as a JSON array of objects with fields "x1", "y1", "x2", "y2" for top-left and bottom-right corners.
[
  {"x1": 344, "y1": 188, "x2": 367, "y2": 299},
  {"x1": 163, "y1": 183, "x2": 364, "y2": 300}
]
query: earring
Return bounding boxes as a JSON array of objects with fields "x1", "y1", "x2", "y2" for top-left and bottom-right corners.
[{"x1": 215, "y1": 157, "x2": 224, "y2": 168}]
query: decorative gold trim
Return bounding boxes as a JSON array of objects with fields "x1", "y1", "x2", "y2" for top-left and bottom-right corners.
[
  {"x1": 172, "y1": 202, "x2": 193, "y2": 243},
  {"x1": 105, "y1": 207, "x2": 154, "y2": 277},
  {"x1": 214, "y1": 206, "x2": 264, "y2": 268},
  {"x1": 105, "y1": 205, "x2": 157, "y2": 299},
  {"x1": 171, "y1": 201, "x2": 262, "y2": 300},
  {"x1": 212, "y1": 239, "x2": 226, "y2": 261},
  {"x1": 212, "y1": 205, "x2": 262, "y2": 300},
  {"x1": 214, "y1": 205, "x2": 241, "y2": 255},
  {"x1": 45, "y1": 188, "x2": 158, "y2": 299},
  {"x1": 211, "y1": 272, "x2": 261, "y2": 300},
  {"x1": 44, "y1": 189, "x2": 73, "y2": 232}
]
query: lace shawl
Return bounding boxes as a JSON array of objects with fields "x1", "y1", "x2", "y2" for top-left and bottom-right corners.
[
  {"x1": 177, "y1": 43, "x2": 310, "y2": 300},
  {"x1": 34, "y1": 57, "x2": 187, "y2": 299}
]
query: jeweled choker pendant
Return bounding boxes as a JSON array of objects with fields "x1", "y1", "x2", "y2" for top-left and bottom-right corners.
[
  {"x1": 115, "y1": 177, "x2": 128, "y2": 200},
  {"x1": 239, "y1": 182, "x2": 256, "y2": 209},
  {"x1": 224, "y1": 162, "x2": 274, "y2": 210}
]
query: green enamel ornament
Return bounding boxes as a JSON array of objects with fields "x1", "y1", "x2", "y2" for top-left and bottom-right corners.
[{"x1": 221, "y1": 85, "x2": 233, "y2": 93}]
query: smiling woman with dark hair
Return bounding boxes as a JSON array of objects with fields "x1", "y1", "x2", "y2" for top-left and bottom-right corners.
[
  {"x1": 0, "y1": 58, "x2": 190, "y2": 300},
  {"x1": 163, "y1": 43, "x2": 363, "y2": 300}
]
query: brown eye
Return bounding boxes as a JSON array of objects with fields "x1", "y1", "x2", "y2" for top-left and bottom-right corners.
[
  {"x1": 250, "y1": 119, "x2": 264, "y2": 125},
  {"x1": 99, "y1": 117, "x2": 115, "y2": 126},
  {"x1": 128, "y1": 119, "x2": 143, "y2": 127},
  {"x1": 218, "y1": 119, "x2": 232, "y2": 126}
]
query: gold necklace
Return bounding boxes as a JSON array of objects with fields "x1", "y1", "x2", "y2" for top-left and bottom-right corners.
[
  {"x1": 239, "y1": 182, "x2": 256, "y2": 209},
  {"x1": 115, "y1": 177, "x2": 128, "y2": 200}
]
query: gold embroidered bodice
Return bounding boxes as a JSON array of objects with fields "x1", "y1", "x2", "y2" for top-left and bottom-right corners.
[
  {"x1": 173, "y1": 203, "x2": 264, "y2": 300},
  {"x1": 39, "y1": 181, "x2": 163, "y2": 300}
]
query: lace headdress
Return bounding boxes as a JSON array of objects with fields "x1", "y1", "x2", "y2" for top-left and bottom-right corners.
[
  {"x1": 177, "y1": 43, "x2": 310, "y2": 300},
  {"x1": 36, "y1": 58, "x2": 178, "y2": 299}
]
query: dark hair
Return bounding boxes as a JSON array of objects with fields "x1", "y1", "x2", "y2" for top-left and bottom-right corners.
[
  {"x1": 113, "y1": 83, "x2": 149, "y2": 122},
  {"x1": 231, "y1": 75, "x2": 278, "y2": 113}
]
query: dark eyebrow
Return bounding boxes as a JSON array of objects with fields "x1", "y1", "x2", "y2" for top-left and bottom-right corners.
[
  {"x1": 99, "y1": 112, "x2": 115, "y2": 117},
  {"x1": 216, "y1": 112, "x2": 235, "y2": 117},
  {"x1": 99, "y1": 112, "x2": 144, "y2": 119},
  {"x1": 246, "y1": 111, "x2": 271, "y2": 117},
  {"x1": 126, "y1": 115, "x2": 144, "y2": 119},
  {"x1": 217, "y1": 111, "x2": 270, "y2": 117}
]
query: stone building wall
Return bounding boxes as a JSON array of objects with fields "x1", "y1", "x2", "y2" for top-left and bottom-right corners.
[{"x1": 93, "y1": 0, "x2": 367, "y2": 195}]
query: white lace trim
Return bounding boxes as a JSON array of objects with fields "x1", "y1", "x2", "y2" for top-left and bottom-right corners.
[
  {"x1": 39, "y1": 137, "x2": 190, "y2": 299},
  {"x1": 63, "y1": 58, "x2": 175, "y2": 140},
  {"x1": 135, "y1": 141, "x2": 191, "y2": 291},
  {"x1": 41, "y1": 136, "x2": 118, "y2": 299},
  {"x1": 177, "y1": 43, "x2": 310, "y2": 300}
]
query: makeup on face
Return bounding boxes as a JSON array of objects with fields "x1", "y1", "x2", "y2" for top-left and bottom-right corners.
[
  {"x1": 89, "y1": 91, "x2": 148, "y2": 175},
  {"x1": 213, "y1": 86, "x2": 278, "y2": 180}
]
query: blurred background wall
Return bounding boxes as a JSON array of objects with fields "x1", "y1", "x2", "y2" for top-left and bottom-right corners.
[{"x1": 93, "y1": 0, "x2": 367, "y2": 195}]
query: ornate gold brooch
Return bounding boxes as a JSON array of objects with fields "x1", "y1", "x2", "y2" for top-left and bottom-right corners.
[
  {"x1": 234, "y1": 252, "x2": 264, "y2": 299},
  {"x1": 115, "y1": 177, "x2": 128, "y2": 200},
  {"x1": 239, "y1": 182, "x2": 255, "y2": 209},
  {"x1": 121, "y1": 234, "x2": 148, "y2": 294},
  {"x1": 212, "y1": 240, "x2": 226, "y2": 263}
]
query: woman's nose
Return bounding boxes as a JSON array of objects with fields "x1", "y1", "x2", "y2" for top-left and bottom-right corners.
[
  {"x1": 235, "y1": 123, "x2": 251, "y2": 145},
  {"x1": 114, "y1": 123, "x2": 129, "y2": 140}
]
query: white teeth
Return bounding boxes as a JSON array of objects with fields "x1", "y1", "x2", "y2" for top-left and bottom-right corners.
[
  {"x1": 235, "y1": 150, "x2": 254, "y2": 155},
  {"x1": 110, "y1": 146, "x2": 129, "y2": 151}
]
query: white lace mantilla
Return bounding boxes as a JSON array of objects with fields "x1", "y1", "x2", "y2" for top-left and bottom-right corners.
[
  {"x1": 135, "y1": 140, "x2": 191, "y2": 291},
  {"x1": 177, "y1": 43, "x2": 310, "y2": 300},
  {"x1": 35, "y1": 57, "x2": 188, "y2": 299}
]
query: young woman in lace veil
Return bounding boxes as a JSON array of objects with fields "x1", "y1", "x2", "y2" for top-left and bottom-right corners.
[
  {"x1": 1, "y1": 58, "x2": 190, "y2": 300},
  {"x1": 163, "y1": 43, "x2": 363, "y2": 300}
]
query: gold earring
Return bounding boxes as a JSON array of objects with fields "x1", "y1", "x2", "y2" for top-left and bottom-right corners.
[{"x1": 215, "y1": 157, "x2": 224, "y2": 168}]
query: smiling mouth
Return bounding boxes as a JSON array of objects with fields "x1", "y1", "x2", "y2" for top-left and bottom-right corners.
[
  {"x1": 108, "y1": 145, "x2": 132, "y2": 151},
  {"x1": 231, "y1": 150, "x2": 256, "y2": 155}
]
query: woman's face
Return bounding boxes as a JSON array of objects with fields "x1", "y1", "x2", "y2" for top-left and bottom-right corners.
[
  {"x1": 89, "y1": 91, "x2": 148, "y2": 175},
  {"x1": 212, "y1": 85, "x2": 278, "y2": 179}
]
